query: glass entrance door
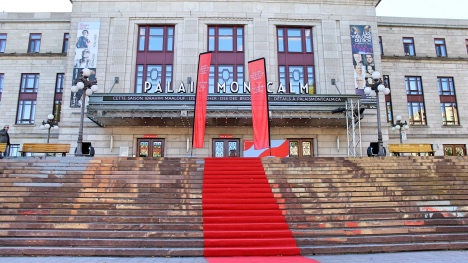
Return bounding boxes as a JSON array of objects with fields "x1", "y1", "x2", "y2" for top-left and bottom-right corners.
[
  {"x1": 212, "y1": 139, "x2": 240, "y2": 157},
  {"x1": 137, "y1": 139, "x2": 164, "y2": 157}
]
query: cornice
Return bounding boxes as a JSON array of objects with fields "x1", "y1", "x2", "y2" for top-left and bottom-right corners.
[
  {"x1": 0, "y1": 53, "x2": 67, "y2": 58},
  {"x1": 382, "y1": 55, "x2": 468, "y2": 63}
]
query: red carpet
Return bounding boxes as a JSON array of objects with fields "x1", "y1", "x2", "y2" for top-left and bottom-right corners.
[
  {"x1": 202, "y1": 157, "x2": 301, "y2": 257},
  {"x1": 206, "y1": 256, "x2": 320, "y2": 263}
]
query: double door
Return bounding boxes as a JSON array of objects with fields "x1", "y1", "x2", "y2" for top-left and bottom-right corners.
[
  {"x1": 212, "y1": 139, "x2": 240, "y2": 157},
  {"x1": 137, "y1": 139, "x2": 164, "y2": 157},
  {"x1": 288, "y1": 139, "x2": 313, "y2": 157},
  {"x1": 444, "y1": 144, "x2": 466, "y2": 156}
]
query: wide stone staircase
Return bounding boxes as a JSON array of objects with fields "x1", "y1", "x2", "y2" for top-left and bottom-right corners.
[
  {"x1": 0, "y1": 156, "x2": 467, "y2": 256},
  {"x1": 0, "y1": 157, "x2": 205, "y2": 256},
  {"x1": 263, "y1": 156, "x2": 468, "y2": 254}
]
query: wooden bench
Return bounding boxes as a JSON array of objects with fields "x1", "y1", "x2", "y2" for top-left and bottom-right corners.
[
  {"x1": 388, "y1": 144, "x2": 435, "y2": 156},
  {"x1": 20, "y1": 143, "x2": 71, "y2": 157},
  {"x1": 0, "y1": 143, "x2": 7, "y2": 157}
]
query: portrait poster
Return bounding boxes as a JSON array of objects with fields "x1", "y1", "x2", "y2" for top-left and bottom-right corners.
[
  {"x1": 350, "y1": 25, "x2": 373, "y2": 55},
  {"x1": 350, "y1": 25, "x2": 376, "y2": 108},
  {"x1": 70, "y1": 21, "x2": 100, "y2": 108},
  {"x1": 74, "y1": 22, "x2": 100, "y2": 69}
]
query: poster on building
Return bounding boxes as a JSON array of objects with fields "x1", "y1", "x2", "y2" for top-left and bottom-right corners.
[
  {"x1": 350, "y1": 25, "x2": 376, "y2": 108},
  {"x1": 243, "y1": 140, "x2": 289, "y2": 157},
  {"x1": 70, "y1": 21, "x2": 100, "y2": 108},
  {"x1": 350, "y1": 25, "x2": 373, "y2": 55}
]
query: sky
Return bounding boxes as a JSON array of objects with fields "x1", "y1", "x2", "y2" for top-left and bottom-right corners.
[{"x1": 1, "y1": 0, "x2": 467, "y2": 20}]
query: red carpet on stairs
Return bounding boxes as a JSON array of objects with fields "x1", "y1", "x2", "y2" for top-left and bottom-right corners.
[{"x1": 202, "y1": 157, "x2": 302, "y2": 257}]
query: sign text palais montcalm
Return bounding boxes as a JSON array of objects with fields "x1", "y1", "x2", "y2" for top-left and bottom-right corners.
[{"x1": 144, "y1": 81, "x2": 314, "y2": 94}]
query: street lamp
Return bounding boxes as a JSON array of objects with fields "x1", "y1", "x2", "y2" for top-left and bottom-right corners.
[
  {"x1": 40, "y1": 114, "x2": 59, "y2": 143},
  {"x1": 71, "y1": 68, "x2": 98, "y2": 156},
  {"x1": 364, "y1": 71, "x2": 390, "y2": 157},
  {"x1": 392, "y1": 115, "x2": 409, "y2": 144}
]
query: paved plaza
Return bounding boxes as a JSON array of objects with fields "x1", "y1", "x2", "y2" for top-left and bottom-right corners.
[{"x1": 1, "y1": 251, "x2": 467, "y2": 263}]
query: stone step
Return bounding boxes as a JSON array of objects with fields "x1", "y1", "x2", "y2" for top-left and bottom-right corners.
[
  {"x1": 0, "y1": 246, "x2": 204, "y2": 257},
  {"x1": 299, "y1": 241, "x2": 468, "y2": 254},
  {"x1": 0, "y1": 237, "x2": 204, "y2": 248},
  {"x1": 0, "y1": 229, "x2": 203, "y2": 239},
  {"x1": 0, "y1": 222, "x2": 203, "y2": 231}
]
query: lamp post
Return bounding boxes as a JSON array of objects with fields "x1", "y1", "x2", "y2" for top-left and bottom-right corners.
[
  {"x1": 71, "y1": 68, "x2": 98, "y2": 156},
  {"x1": 392, "y1": 115, "x2": 409, "y2": 144},
  {"x1": 364, "y1": 71, "x2": 390, "y2": 157},
  {"x1": 40, "y1": 114, "x2": 59, "y2": 143}
]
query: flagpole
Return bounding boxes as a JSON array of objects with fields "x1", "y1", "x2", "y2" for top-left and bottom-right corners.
[
  {"x1": 191, "y1": 52, "x2": 212, "y2": 156},
  {"x1": 262, "y1": 58, "x2": 272, "y2": 156},
  {"x1": 190, "y1": 54, "x2": 201, "y2": 157}
]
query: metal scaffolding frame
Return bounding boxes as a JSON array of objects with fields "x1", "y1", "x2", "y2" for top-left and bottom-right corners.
[{"x1": 346, "y1": 99, "x2": 363, "y2": 157}]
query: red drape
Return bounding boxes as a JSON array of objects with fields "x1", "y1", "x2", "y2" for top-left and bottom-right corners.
[
  {"x1": 248, "y1": 58, "x2": 270, "y2": 150},
  {"x1": 193, "y1": 52, "x2": 212, "y2": 148}
]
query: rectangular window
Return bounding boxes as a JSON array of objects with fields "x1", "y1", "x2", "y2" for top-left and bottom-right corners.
[
  {"x1": 405, "y1": 76, "x2": 423, "y2": 95},
  {"x1": 0, "y1": 73, "x2": 4, "y2": 101},
  {"x1": 405, "y1": 76, "x2": 426, "y2": 125},
  {"x1": 208, "y1": 26, "x2": 243, "y2": 53},
  {"x1": 17, "y1": 73, "x2": 39, "y2": 124},
  {"x1": 438, "y1": 77, "x2": 455, "y2": 96},
  {"x1": 403, "y1": 37, "x2": 415, "y2": 56},
  {"x1": 435, "y1": 38, "x2": 447, "y2": 57},
  {"x1": 28, "y1": 33, "x2": 41, "y2": 53},
  {"x1": 20, "y1": 74, "x2": 39, "y2": 93},
  {"x1": 138, "y1": 27, "x2": 146, "y2": 51},
  {"x1": 148, "y1": 27, "x2": 164, "y2": 51},
  {"x1": 277, "y1": 28, "x2": 313, "y2": 54},
  {"x1": 379, "y1": 36, "x2": 383, "y2": 55},
  {"x1": 54, "y1": 73, "x2": 64, "y2": 121},
  {"x1": 137, "y1": 26, "x2": 174, "y2": 52},
  {"x1": 17, "y1": 100, "x2": 37, "y2": 124},
  {"x1": 277, "y1": 29, "x2": 284, "y2": 52},
  {"x1": 218, "y1": 28, "x2": 234, "y2": 51},
  {"x1": 0, "y1": 34, "x2": 6, "y2": 53},
  {"x1": 287, "y1": 28, "x2": 303, "y2": 52},
  {"x1": 407, "y1": 102, "x2": 426, "y2": 125},
  {"x1": 384, "y1": 75, "x2": 393, "y2": 122},
  {"x1": 135, "y1": 25, "x2": 175, "y2": 93},
  {"x1": 277, "y1": 27, "x2": 315, "y2": 94},
  {"x1": 441, "y1": 103, "x2": 458, "y2": 126},
  {"x1": 438, "y1": 77, "x2": 458, "y2": 125},
  {"x1": 62, "y1": 33, "x2": 69, "y2": 53},
  {"x1": 207, "y1": 26, "x2": 245, "y2": 94}
]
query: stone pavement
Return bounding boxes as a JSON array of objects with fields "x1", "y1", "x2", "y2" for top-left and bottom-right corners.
[{"x1": 0, "y1": 251, "x2": 467, "y2": 263}]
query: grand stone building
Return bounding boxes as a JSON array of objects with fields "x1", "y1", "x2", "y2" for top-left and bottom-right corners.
[{"x1": 0, "y1": 0, "x2": 467, "y2": 157}]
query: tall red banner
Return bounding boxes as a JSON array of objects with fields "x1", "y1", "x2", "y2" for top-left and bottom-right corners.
[
  {"x1": 248, "y1": 58, "x2": 270, "y2": 150},
  {"x1": 192, "y1": 52, "x2": 212, "y2": 148}
]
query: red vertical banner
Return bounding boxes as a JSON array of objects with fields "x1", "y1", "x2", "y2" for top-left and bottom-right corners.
[
  {"x1": 248, "y1": 58, "x2": 270, "y2": 150},
  {"x1": 192, "y1": 52, "x2": 212, "y2": 148}
]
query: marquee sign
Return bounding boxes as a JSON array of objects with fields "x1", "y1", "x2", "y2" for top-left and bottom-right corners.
[{"x1": 102, "y1": 95, "x2": 347, "y2": 103}]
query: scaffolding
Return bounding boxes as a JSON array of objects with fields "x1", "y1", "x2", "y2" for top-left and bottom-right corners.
[{"x1": 346, "y1": 99, "x2": 363, "y2": 157}]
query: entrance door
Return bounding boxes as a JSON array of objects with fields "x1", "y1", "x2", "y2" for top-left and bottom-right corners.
[
  {"x1": 137, "y1": 139, "x2": 165, "y2": 157},
  {"x1": 288, "y1": 139, "x2": 313, "y2": 157},
  {"x1": 212, "y1": 139, "x2": 240, "y2": 157},
  {"x1": 444, "y1": 144, "x2": 466, "y2": 156}
]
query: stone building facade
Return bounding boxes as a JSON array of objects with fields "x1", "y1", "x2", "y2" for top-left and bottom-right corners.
[{"x1": 0, "y1": 0, "x2": 467, "y2": 157}]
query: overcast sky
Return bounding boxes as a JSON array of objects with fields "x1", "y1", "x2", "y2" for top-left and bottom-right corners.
[{"x1": 1, "y1": 0, "x2": 467, "y2": 20}]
